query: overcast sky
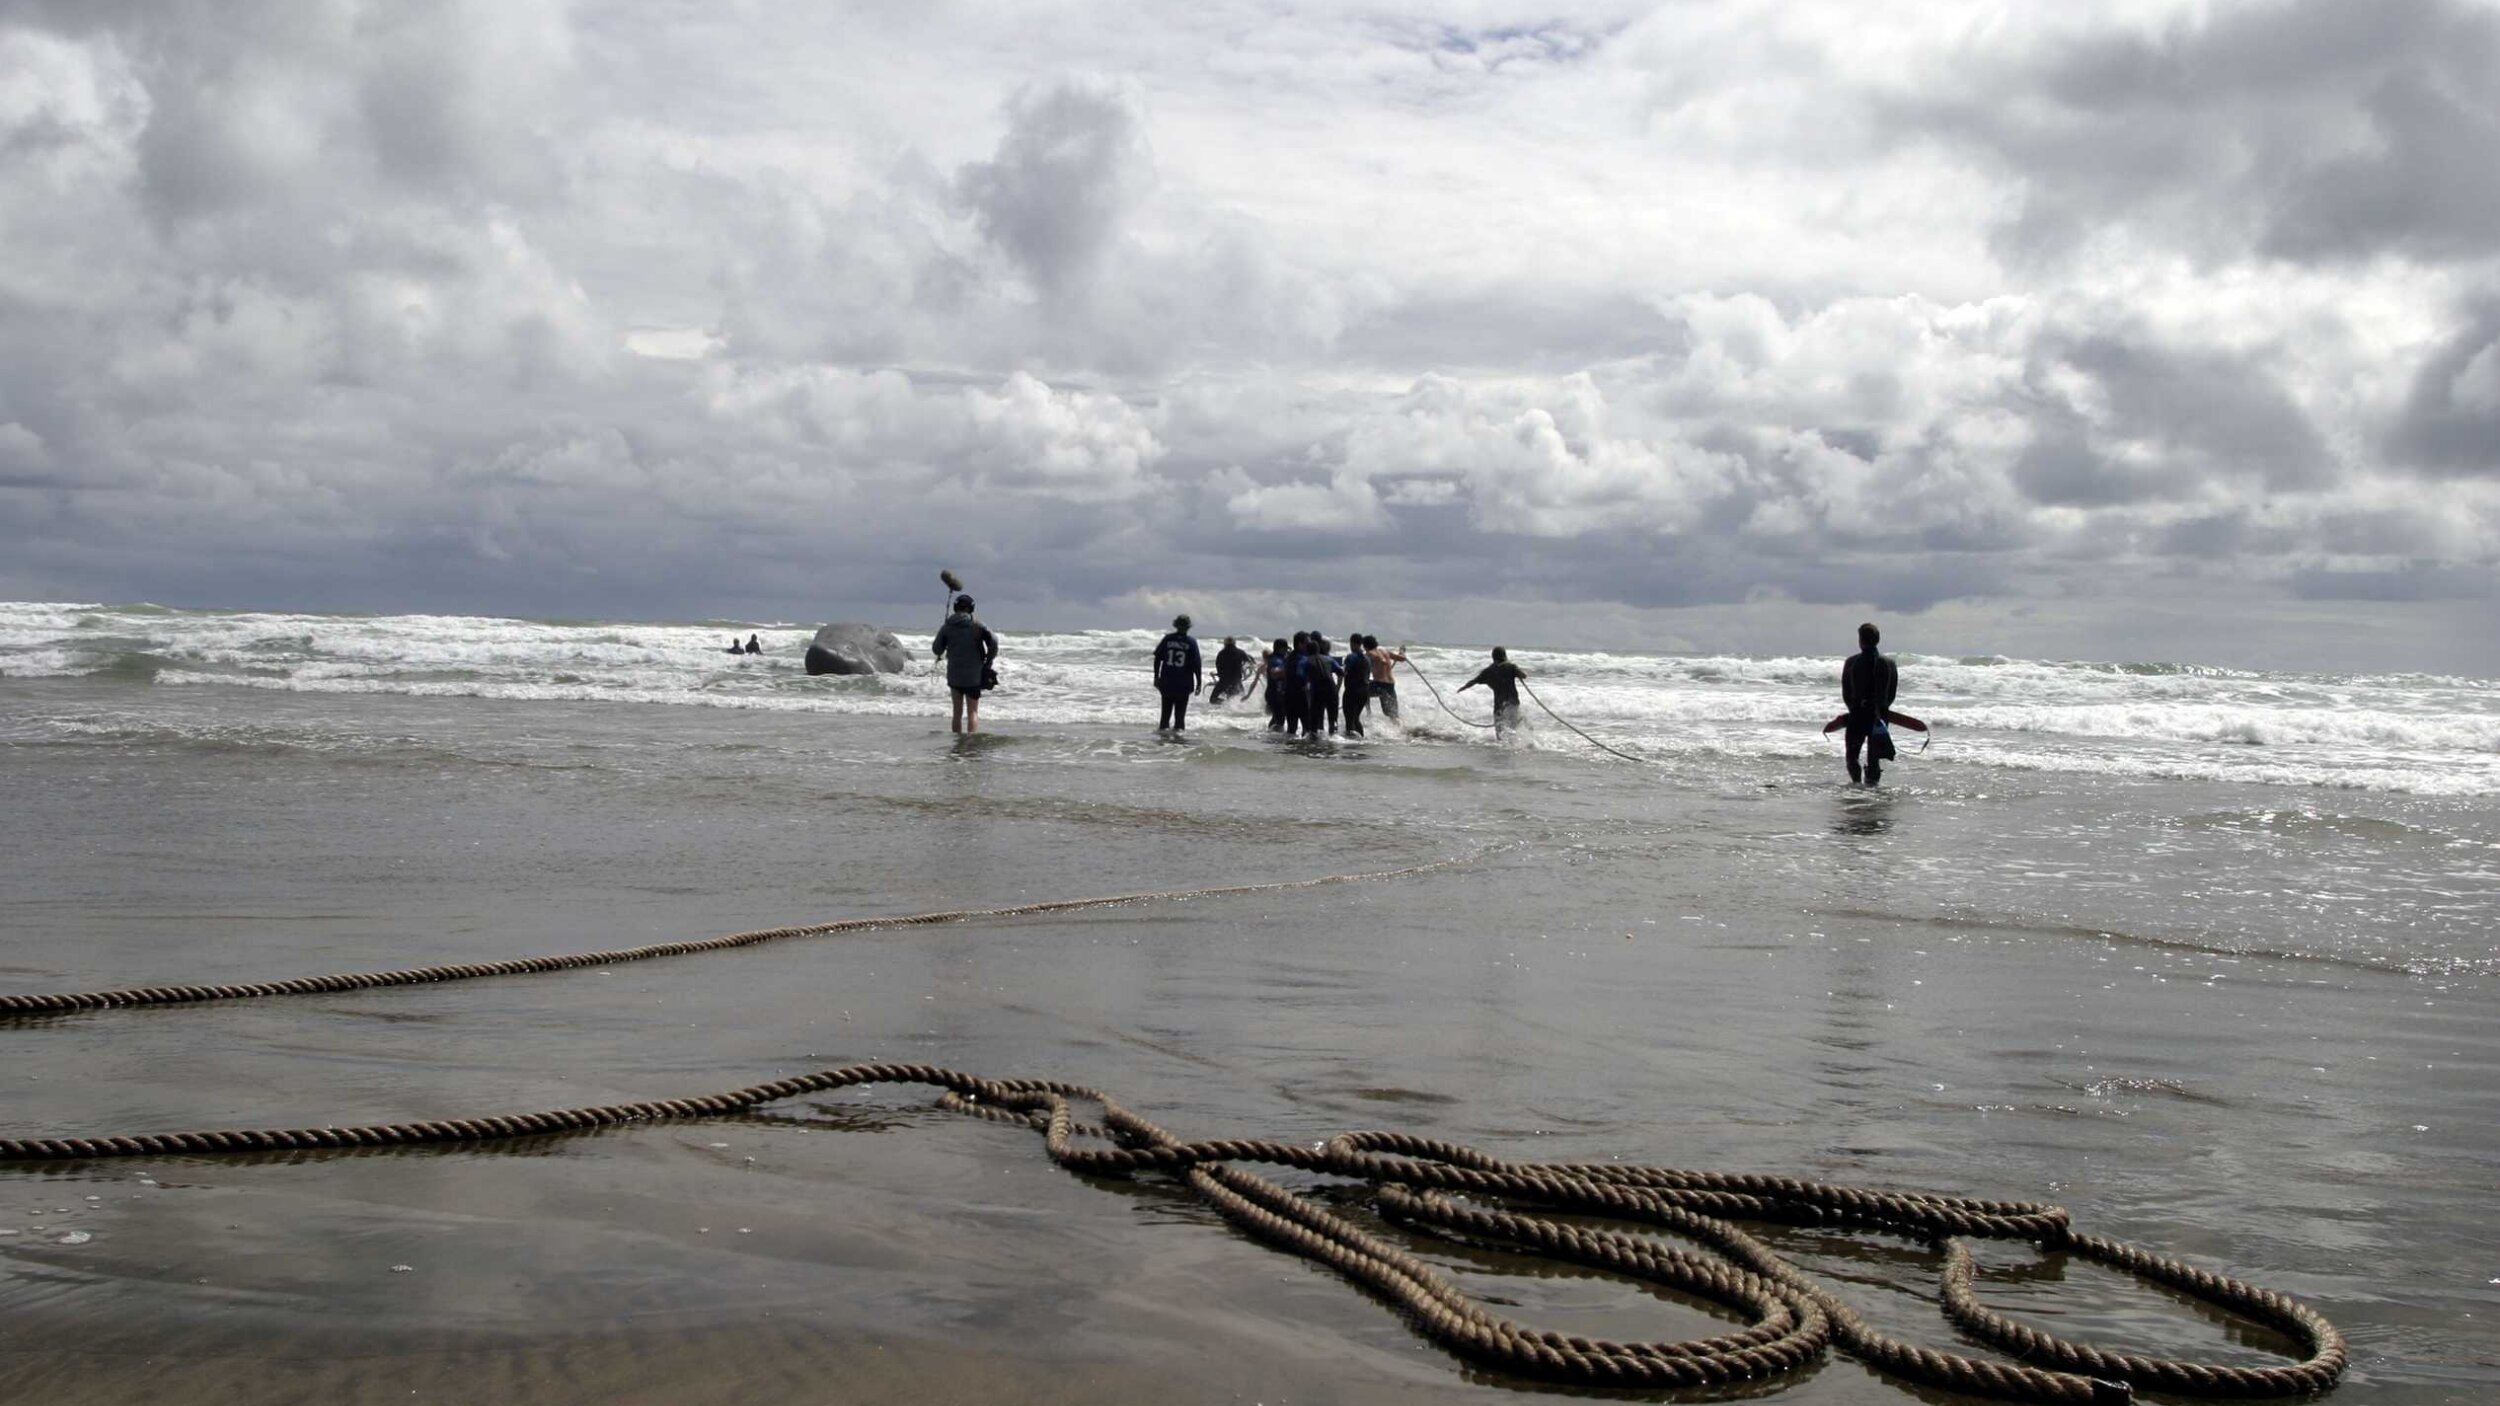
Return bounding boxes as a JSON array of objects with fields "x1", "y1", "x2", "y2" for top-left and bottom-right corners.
[{"x1": 4, "y1": 0, "x2": 2497, "y2": 671}]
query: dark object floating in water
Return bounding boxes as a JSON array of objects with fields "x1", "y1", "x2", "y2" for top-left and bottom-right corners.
[{"x1": 804, "y1": 622, "x2": 909, "y2": 676}]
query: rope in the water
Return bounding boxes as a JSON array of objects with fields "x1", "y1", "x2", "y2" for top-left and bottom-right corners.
[
  {"x1": 0, "y1": 848, "x2": 1498, "y2": 1015},
  {"x1": 1397, "y1": 658, "x2": 1497, "y2": 729},
  {"x1": 1519, "y1": 679, "x2": 1653, "y2": 764},
  {"x1": 0, "y1": 1062, "x2": 2344, "y2": 1402},
  {"x1": 1399, "y1": 658, "x2": 1653, "y2": 762}
]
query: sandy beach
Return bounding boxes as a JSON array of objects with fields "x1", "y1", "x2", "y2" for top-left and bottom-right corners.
[{"x1": 3, "y1": 610, "x2": 2494, "y2": 1402}]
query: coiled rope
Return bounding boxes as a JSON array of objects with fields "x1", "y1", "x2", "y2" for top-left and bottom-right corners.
[
  {"x1": 0, "y1": 849, "x2": 1497, "y2": 1015},
  {"x1": 0, "y1": 1063, "x2": 2344, "y2": 1402}
]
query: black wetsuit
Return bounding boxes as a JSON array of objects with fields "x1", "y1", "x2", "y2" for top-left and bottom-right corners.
[
  {"x1": 1155, "y1": 631, "x2": 1202, "y2": 731},
  {"x1": 1290, "y1": 645, "x2": 1310, "y2": 735},
  {"x1": 1841, "y1": 646, "x2": 1898, "y2": 784},
  {"x1": 1340, "y1": 649, "x2": 1370, "y2": 736},
  {"x1": 1264, "y1": 651, "x2": 1288, "y2": 731},
  {"x1": 1462, "y1": 661, "x2": 1526, "y2": 734},
  {"x1": 1210, "y1": 644, "x2": 1249, "y2": 703},
  {"x1": 1304, "y1": 651, "x2": 1339, "y2": 735}
]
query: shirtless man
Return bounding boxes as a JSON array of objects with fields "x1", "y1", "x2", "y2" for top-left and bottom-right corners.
[{"x1": 1363, "y1": 636, "x2": 1407, "y2": 720}]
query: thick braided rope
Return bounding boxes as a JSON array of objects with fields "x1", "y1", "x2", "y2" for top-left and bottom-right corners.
[
  {"x1": 0, "y1": 849, "x2": 1497, "y2": 1015},
  {"x1": 1520, "y1": 678, "x2": 1655, "y2": 764},
  {"x1": 1397, "y1": 658, "x2": 1498, "y2": 729},
  {"x1": 0, "y1": 1064, "x2": 2342, "y2": 1402}
]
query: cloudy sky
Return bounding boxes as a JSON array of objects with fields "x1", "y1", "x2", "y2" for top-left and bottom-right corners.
[{"x1": 4, "y1": 0, "x2": 2497, "y2": 671}]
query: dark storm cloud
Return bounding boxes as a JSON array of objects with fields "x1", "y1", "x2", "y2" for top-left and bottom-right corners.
[
  {"x1": 2390, "y1": 297, "x2": 2500, "y2": 476},
  {"x1": 1896, "y1": 0, "x2": 2500, "y2": 266},
  {"x1": 2288, "y1": 561, "x2": 2498, "y2": 602},
  {"x1": 2, "y1": 1, "x2": 2495, "y2": 671},
  {"x1": 956, "y1": 83, "x2": 1153, "y2": 299},
  {"x1": 2009, "y1": 330, "x2": 2336, "y2": 507}
]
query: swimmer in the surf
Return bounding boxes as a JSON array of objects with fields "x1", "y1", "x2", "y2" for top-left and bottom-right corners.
[{"x1": 1841, "y1": 621, "x2": 1898, "y2": 785}]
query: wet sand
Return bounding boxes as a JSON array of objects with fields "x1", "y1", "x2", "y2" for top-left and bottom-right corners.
[{"x1": 2, "y1": 686, "x2": 2494, "y2": 1403}]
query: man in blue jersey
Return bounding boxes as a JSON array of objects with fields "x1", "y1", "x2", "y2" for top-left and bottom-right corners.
[
  {"x1": 1153, "y1": 614, "x2": 1203, "y2": 732},
  {"x1": 1841, "y1": 621, "x2": 1899, "y2": 785}
]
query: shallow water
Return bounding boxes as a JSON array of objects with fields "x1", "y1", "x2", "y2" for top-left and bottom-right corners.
[{"x1": 1, "y1": 606, "x2": 2495, "y2": 1403}]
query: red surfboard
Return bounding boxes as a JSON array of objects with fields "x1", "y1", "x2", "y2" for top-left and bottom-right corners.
[{"x1": 1823, "y1": 710, "x2": 1927, "y2": 733}]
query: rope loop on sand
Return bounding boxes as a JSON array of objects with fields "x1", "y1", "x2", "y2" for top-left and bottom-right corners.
[
  {"x1": 0, "y1": 1065, "x2": 2345, "y2": 1402},
  {"x1": 0, "y1": 847, "x2": 2339, "y2": 1400},
  {"x1": 0, "y1": 848, "x2": 1501, "y2": 1015}
]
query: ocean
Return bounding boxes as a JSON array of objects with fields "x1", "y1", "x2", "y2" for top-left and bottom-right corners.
[{"x1": 1, "y1": 600, "x2": 2493, "y2": 1404}]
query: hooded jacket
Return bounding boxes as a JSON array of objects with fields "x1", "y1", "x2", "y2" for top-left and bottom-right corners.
[{"x1": 933, "y1": 612, "x2": 997, "y2": 691}]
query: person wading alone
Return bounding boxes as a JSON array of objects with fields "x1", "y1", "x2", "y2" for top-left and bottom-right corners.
[
  {"x1": 1841, "y1": 621, "x2": 1898, "y2": 785},
  {"x1": 933, "y1": 595, "x2": 998, "y2": 734},
  {"x1": 1154, "y1": 615, "x2": 1203, "y2": 732}
]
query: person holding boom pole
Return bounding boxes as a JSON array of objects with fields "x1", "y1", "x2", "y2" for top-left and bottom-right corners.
[{"x1": 933, "y1": 569, "x2": 998, "y2": 735}]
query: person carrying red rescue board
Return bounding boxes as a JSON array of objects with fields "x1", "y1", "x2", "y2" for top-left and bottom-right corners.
[{"x1": 1840, "y1": 621, "x2": 1898, "y2": 785}]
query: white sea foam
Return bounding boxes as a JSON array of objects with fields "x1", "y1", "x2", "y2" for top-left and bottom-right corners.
[{"x1": 6, "y1": 602, "x2": 2497, "y2": 795}]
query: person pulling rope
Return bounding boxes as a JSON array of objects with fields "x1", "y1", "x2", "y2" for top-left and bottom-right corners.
[{"x1": 1403, "y1": 655, "x2": 1650, "y2": 762}]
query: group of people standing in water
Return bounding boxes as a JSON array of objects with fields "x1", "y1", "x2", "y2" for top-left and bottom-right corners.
[
  {"x1": 937, "y1": 599, "x2": 1905, "y2": 784},
  {"x1": 1146, "y1": 616, "x2": 1401, "y2": 736},
  {"x1": 1251, "y1": 628, "x2": 1406, "y2": 738},
  {"x1": 1145, "y1": 614, "x2": 1534, "y2": 740}
]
